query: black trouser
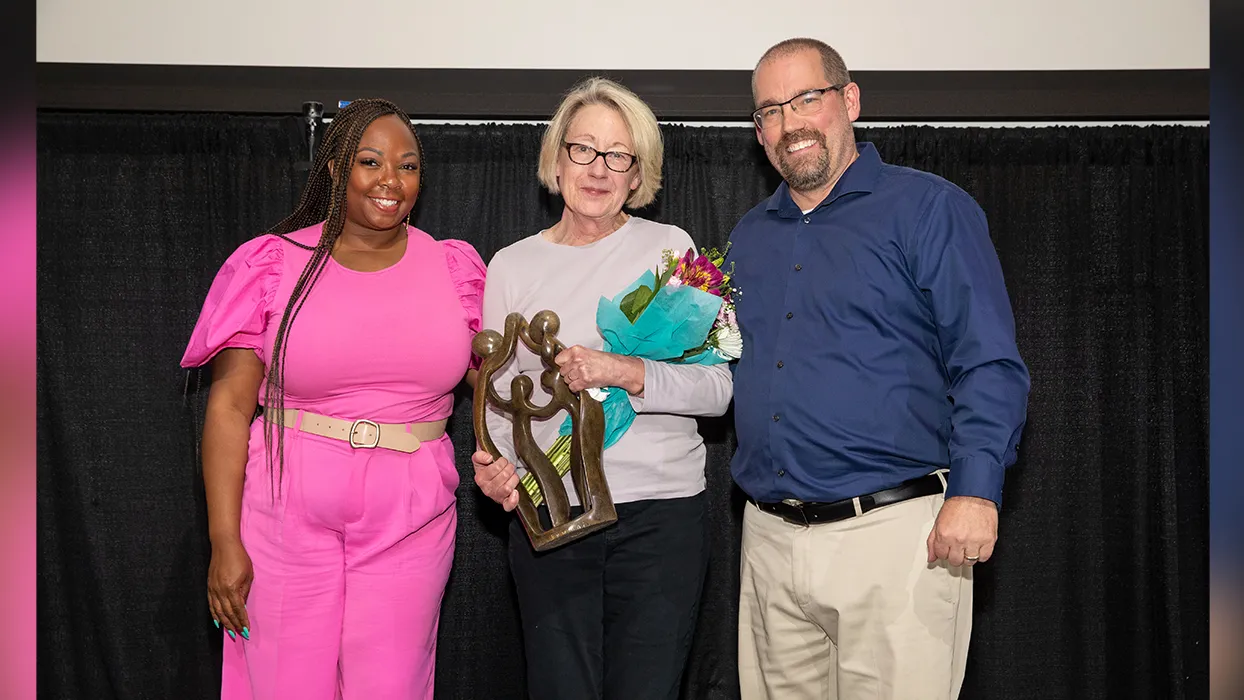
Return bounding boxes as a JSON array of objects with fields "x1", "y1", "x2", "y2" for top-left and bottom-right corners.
[{"x1": 507, "y1": 492, "x2": 709, "y2": 700}]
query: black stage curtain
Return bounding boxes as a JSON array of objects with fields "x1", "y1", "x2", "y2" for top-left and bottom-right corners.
[{"x1": 37, "y1": 113, "x2": 1209, "y2": 700}]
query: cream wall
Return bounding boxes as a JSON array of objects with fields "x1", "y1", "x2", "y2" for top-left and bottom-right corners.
[{"x1": 36, "y1": 0, "x2": 1208, "y2": 71}]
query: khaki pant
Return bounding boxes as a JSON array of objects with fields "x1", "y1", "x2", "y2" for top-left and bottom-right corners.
[{"x1": 738, "y1": 492, "x2": 973, "y2": 700}]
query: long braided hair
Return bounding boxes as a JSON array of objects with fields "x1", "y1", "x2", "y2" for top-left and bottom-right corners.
[{"x1": 261, "y1": 98, "x2": 424, "y2": 497}]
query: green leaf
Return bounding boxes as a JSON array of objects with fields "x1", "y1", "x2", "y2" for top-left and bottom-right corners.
[
  {"x1": 619, "y1": 284, "x2": 656, "y2": 323},
  {"x1": 662, "y1": 342, "x2": 709, "y2": 363},
  {"x1": 655, "y1": 257, "x2": 678, "y2": 290}
]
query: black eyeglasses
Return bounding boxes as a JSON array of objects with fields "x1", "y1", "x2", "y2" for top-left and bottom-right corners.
[
  {"x1": 751, "y1": 84, "x2": 847, "y2": 129},
  {"x1": 563, "y1": 142, "x2": 637, "y2": 173}
]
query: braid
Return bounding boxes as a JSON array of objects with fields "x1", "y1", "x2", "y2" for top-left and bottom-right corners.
[{"x1": 260, "y1": 98, "x2": 425, "y2": 498}]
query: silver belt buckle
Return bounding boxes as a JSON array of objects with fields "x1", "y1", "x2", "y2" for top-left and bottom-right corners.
[{"x1": 781, "y1": 498, "x2": 809, "y2": 526}]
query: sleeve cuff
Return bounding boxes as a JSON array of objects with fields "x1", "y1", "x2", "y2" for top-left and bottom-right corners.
[
  {"x1": 626, "y1": 358, "x2": 659, "y2": 413},
  {"x1": 945, "y1": 456, "x2": 1005, "y2": 507}
]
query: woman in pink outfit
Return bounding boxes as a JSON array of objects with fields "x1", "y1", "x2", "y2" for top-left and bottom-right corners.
[{"x1": 181, "y1": 98, "x2": 485, "y2": 700}]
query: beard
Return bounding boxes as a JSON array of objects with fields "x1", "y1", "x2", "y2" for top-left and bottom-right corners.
[{"x1": 771, "y1": 128, "x2": 831, "y2": 193}]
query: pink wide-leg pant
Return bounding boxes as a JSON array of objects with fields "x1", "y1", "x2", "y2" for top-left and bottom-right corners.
[{"x1": 220, "y1": 419, "x2": 458, "y2": 700}]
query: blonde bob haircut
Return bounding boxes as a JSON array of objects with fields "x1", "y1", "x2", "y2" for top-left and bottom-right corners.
[{"x1": 537, "y1": 77, "x2": 663, "y2": 210}]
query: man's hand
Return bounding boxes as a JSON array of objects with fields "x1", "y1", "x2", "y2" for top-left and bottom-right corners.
[{"x1": 926, "y1": 495, "x2": 998, "y2": 567}]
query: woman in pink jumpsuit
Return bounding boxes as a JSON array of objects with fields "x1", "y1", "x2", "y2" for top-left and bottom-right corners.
[{"x1": 180, "y1": 99, "x2": 485, "y2": 700}]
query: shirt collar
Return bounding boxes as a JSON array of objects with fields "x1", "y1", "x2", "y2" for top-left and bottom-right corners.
[{"x1": 766, "y1": 142, "x2": 883, "y2": 218}]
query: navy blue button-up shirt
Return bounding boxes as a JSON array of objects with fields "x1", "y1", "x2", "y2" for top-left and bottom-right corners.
[{"x1": 728, "y1": 142, "x2": 1030, "y2": 505}]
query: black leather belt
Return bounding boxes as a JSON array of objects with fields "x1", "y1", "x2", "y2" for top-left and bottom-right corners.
[{"x1": 751, "y1": 472, "x2": 947, "y2": 526}]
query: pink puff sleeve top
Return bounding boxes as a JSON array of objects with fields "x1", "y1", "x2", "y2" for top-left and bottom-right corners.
[{"x1": 181, "y1": 223, "x2": 485, "y2": 424}]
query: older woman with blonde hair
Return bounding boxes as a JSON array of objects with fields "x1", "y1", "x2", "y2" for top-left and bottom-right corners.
[{"x1": 472, "y1": 77, "x2": 733, "y2": 699}]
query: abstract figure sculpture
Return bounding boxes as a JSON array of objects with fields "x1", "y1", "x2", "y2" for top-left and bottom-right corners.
[{"x1": 472, "y1": 310, "x2": 617, "y2": 551}]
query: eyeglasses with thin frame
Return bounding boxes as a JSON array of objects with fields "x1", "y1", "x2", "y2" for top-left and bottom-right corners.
[
  {"x1": 563, "y1": 142, "x2": 638, "y2": 173},
  {"x1": 752, "y1": 84, "x2": 848, "y2": 129}
]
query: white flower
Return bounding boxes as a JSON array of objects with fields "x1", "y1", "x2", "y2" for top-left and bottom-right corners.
[{"x1": 711, "y1": 324, "x2": 743, "y2": 360}]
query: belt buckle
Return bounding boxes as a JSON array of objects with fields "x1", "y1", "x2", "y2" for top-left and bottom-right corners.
[
  {"x1": 781, "y1": 498, "x2": 809, "y2": 526},
  {"x1": 348, "y1": 419, "x2": 381, "y2": 449}
]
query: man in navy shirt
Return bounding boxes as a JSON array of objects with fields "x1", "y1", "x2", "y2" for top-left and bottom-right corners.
[{"x1": 729, "y1": 38, "x2": 1030, "y2": 699}]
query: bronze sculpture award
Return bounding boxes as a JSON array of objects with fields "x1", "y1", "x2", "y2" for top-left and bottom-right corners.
[{"x1": 472, "y1": 310, "x2": 618, "y2": 551}]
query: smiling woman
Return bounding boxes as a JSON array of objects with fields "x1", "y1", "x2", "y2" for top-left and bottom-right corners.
[
  {"x1": 179, "y1": 98, "x2": 486, "y2": 700},
  {"x1": 328, "y1": 114, "x2": 424, "y2": 272},
  {"x1": 471, "y1": 77, "x2": 734, "y2": 700}
]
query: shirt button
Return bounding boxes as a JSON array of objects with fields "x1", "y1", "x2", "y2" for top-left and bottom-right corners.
[
  {"x1": 776, "y1": 361, "x2": 784, "y2": 368},
  {"x1": 777, "y1": 469, "x2": 786, "y2": 476},
  {"x1": 786, "y1": 312, "x2": 793, "y2": 319},
  {"x1": 794, "y1": 264, "x2": 802, "y2": 271},
  {"x1": 772, "y1": 414, "x2": 780, "y2": 422},
  {"x1": 802, "y1": 217, "x2": 811, "y2": 224}
]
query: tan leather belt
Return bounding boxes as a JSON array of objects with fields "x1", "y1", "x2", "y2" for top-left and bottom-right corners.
[{"x1": 266, "y1": 408, "x2": 446, "y2": 453}]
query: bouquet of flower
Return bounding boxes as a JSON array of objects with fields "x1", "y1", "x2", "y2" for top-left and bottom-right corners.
[{"x1": 521, "y1": 245, "x2": 742, "y2": 506}]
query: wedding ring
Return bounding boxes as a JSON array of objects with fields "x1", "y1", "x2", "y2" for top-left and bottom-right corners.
[{"x1": 964, "y1": 552, "x2": 980, "y2": 561}]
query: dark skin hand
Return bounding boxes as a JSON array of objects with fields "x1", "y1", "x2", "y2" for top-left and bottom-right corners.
[{"x1": 202, "y1": 348, "x2": 263, "y2": 639}]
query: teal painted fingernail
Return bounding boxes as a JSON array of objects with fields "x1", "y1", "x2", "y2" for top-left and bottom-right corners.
[
  {"x1": 213, "y1": 619, "x2": 219, "y2": 629},
  {"x1": 228, "y1": 630, "x2": 237, "y2": 641},
  {"x1": 241, "y1": 627, "x2": 250, "y2": 640}
]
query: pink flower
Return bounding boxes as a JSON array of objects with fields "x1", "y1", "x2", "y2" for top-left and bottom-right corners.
[{"x1": 674, "y1": 249, "x2": 725, "y2": 294}]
